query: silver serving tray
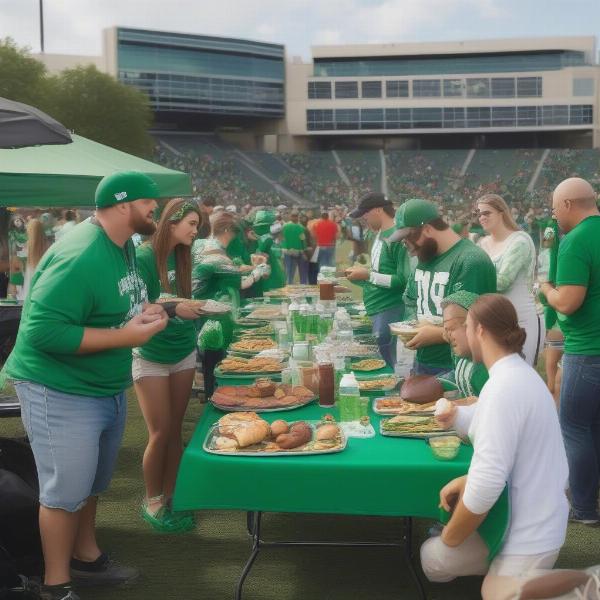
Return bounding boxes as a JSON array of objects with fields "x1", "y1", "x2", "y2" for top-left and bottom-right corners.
[
  {"x1": 203, "y1": 422, "x2": 347, "y2": 457},
  {"x1": 379, "y1": 418, "x2": 456, "y2": 439},
  {"x1": 372, "y1": 397, "x2": 435, "y2": 417},
  {"x1": 210, "y1": 394, "x2": 316, "y2": 413}
]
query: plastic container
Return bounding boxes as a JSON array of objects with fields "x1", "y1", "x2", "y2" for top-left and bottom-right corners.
[
  {"x1": 394, "y1": 342, "x2": 415, "y2": 379},
  {"x1": 338, "y1": 372, "x2": 361, "y2": 422},
  {"x1": 428, "y1": 436, "x2": 462, "y2": 461},
  {"x1": 318, "y1": 362, "x2": 335, "y2": 407},
  {"x1": 288, "y1": 297, "x2": 300, "y2": 342}
]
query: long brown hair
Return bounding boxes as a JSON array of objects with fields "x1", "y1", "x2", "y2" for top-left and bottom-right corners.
[
  {"x1": 476, "y1": 194, "x2": 520, "y2": 232},
  {"x1": 469, "y1": 294, "x2": 526, "y2": 355},
  {"x1": 26, "y1": 219, "x2": 47, "y2": 270},
  {"x1": 151, "y1": 198, "x2": 201, "y2": 298}
]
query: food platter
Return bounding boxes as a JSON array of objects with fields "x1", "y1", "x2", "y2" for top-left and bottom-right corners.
[
  {"x1": 351, "y1": 358, "x2": 387, "y2": 372},
  {"x1": 218, "y1": 356, "x2": 284, "y2": 374},
  {"x1": 246, "y1": 307, "x2": 285, "y2": 320},
  {"x1": 229, "y1": 338, "x2": 278, "y2": 354},
  {"x1": 357, "y1": 377, "x2": 399, "y2": 392},
  {"x1": 373, "y1": 397, "x2": 436, "y2": 416},
  {"x1": 203, "y1": 413, "x2": 346, "y2": 456},
  {"x1": 156, "y1": 297, "x2": 230, "y2": 315},
  {"x1": 210, "y1": 381, "x2": 316, "y2": 412},
  {"x1": 380, "y1": 415, "x2": 455, "y2": 439}
]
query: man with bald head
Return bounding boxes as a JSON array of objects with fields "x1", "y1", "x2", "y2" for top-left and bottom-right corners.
[{"x1": 540, "y1": 177, "x2": 600, "y2": 526}]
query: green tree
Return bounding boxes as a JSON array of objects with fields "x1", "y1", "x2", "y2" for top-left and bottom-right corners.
[
  {"x1": 46, "y1": 65, "x2": 154, "y2": 157},
  {"x1": 0, "y1": 38, "x2": 48, "y2": 105}
]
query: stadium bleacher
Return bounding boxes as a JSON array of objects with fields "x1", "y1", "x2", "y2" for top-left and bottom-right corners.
[{"x1": 153, "y1": 135, "x2": 600, "y2": 209}]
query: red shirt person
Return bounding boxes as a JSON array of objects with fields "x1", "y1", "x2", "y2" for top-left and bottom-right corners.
[{"x1": 312, "y1": 212, "x2": 338, "y2": 269}]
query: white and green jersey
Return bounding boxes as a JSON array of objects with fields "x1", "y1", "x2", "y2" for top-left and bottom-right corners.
[
  {"x1": 405, "y1": 238, "x2": 496, "y2": 369},
  {"x1": 353, "y1": 226, "x2": 410, "y2": 316}
]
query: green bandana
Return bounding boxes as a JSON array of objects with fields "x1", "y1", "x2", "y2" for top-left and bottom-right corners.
[
  {"x1": 441, "y1": 291, "x2": 480, "y2": 311},
  {"x1": 169, "y1": 202, "x2": 198, "y2": 222}
]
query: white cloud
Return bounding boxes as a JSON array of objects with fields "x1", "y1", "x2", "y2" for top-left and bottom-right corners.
[{"x1": 314, "y1": 28, "x2": 343, "y2": 45}]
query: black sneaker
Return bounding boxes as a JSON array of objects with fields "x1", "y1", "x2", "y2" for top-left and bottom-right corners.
[
  {"x1": 70, "y1": 553, "x2": 139, "y2": 587},
  {"x1": 39, "y1": 582, "x2": 80, "y2": 600},
  {"x1": 569, "y1": 510, "x2": 600, "y2": 526}
]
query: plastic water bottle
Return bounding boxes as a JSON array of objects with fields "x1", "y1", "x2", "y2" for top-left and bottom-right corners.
[
  {"x1": 334, "y1": 308, "x2": 353, "y2": 344},
  {"x1": 338, "y1": 372, "x2": 361, "y2": 422},
  {"x1": 288, "y1": 296, "x2": 300, "y2": 342}
]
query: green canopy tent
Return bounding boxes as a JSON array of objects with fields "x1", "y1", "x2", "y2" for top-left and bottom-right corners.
[{"x1": 0, "y1": 134, "x2": 192, "y2": 207}]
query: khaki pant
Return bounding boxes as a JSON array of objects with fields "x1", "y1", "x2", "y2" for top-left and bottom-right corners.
[{"x1": 420, "y1": 533, "x2": 560, "y2": 599}]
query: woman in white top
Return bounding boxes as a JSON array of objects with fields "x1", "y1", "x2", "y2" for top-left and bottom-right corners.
[
  {"x1": 476, "y1": 194, "x2": 543, "y2": 365},
  {"x1": 420, "y1": 294, "x2": 571, "y2": 600}
]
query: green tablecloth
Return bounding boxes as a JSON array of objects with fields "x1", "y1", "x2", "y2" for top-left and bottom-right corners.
[{"x1": 174, "y1": 403, "x2": 509, "y2": 558}]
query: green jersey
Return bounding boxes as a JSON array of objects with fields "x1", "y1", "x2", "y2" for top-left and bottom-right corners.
[
  {"x1": 353, "y1": 226, "x2": 409, "y2": 316},
  {"x1": 6, "y1": 221, "x2": 147, "y2": 397},
  {"x1": 405, "y1": 238, "x2": 496, "y2": 369},
  {"x1": 555, "y1": 215, "x2": 600, "y2": 355},
  {"x1": 135, "y1": 244, "x2": 196, "y2": 364},
  {"x1": 452, "y1": 356, "x2": 489, "y2": 398},
  {"x1": 256, "y1": 234, "x2": 285, "y2": 293},
  {"x1": 281, "y1": 222, "x2": 306, "y2": 251},
  {"x1": 192, "y1": 238, "x2": 240, "y2": 348}
]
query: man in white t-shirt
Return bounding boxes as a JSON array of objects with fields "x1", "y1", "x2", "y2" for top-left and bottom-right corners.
[{"x1": 420, "y1": 294, "x2": 582, "y2": 599}]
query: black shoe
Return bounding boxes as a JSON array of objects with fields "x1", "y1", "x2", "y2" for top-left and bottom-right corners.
[
  {"x1": 39, "y1": 582, "x2": 80, "y2": 600},
  {"x1": 70, "y1": 553, "x2": 139, "y2": 587},
  {"x1": 569, "y1": 509, "x2": 600, "y2": 526}
]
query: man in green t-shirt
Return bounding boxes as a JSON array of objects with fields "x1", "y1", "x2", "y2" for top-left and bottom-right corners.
[
  {"x1": 281, "y1": 211, "x2": 308, "y2": 284},
  {"x1": 440, "y1": 291, "x2": 489, "y2": 399},
  {"x1": 389, "y1": 199, "x2": 496, "y2": 375},
  {"x1": 5, "y1": 171, "x2": 169, "y2": 600},
  {"x1": 346, "y1": 192, "x2": 410, "y2": 366},
  {"x1": 540, "y1": 176, "x2": 600, "y2": 525}
]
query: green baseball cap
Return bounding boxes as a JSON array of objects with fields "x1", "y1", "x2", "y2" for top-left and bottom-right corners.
[
  {"x1": 95, "y1": 171, "x2": 160, "y2": 209},
  {"x1": 388, "y1": 198, "x2": 440, "y2": 243}
]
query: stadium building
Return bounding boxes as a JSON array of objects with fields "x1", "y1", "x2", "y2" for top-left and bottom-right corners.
[{"x1": 36, "y1": 30, "x2": 600, "y2": 150}]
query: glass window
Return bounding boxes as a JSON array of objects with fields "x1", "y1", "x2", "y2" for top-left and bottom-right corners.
[
  {"x1": 517, "y1": 106, "x2": 539, "y2": 126},
  {"x1": 517, "y1": 77, "x2": 542, "y2": 97},
  {"x1": 541, "y1": 105, "x2": 569, "y2": 125},
  {"x1": 443, "y1": 79, "x2": 463, "y2": 97},
  {"x1": 308, "y1": 81, "x2": 332, "y2": 99},
  {"x1": 335, "y1": 109, "x2": 360, "y2": 130},
  {"x1": 307, "y1": 109, "x2": 334, "y2": 131},
  {"x1": 412, "y1": 107, "x2": 442, "y2": 128},
  {"x1": 467, "y1": 78, "x2": 490, "y2": 98},
  {"x1": 573, "y1": 78, "x2": 594, "y2": 97},
  {"x1": 386, "y1": 80, "x2": 409, "y2": 97},
  {"x1": 312, "y1": 50, "x2": 587, "y2": 77},
  {"x1": 334, "y1": 81, "x2": 359, "y2": 98},
  {"x1": 413, "y1": 79, "x2": 441, "y2": 97},
  {"x1": 466, "y1": 107, "x2": 491, "y2": 127},
  {"x1": 361, "y1": 80, "x2": 382, "y2": 98},
  {"x1": 360, "y1": 108, "x2": 384, "y2": 129},
  {"x1": 491, "y1": 106, "x2": 517, "y2": 126},
  {"x1": 385, "y1": 108, "x2": 411, "y2": 129},
  {"x1": 569, "y1": 104, "x2": 593, "y2": 124},
  {"x1": 443, "y1": 107, "x2": 465, "y2": 128},
  {"x1": 491, "y1": 78, "x2": 515, "y2": 98}
]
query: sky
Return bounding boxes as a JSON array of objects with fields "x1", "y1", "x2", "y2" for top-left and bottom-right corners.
[{"x1": 0, "y1": 0, "x2": 599, "y2": 60}]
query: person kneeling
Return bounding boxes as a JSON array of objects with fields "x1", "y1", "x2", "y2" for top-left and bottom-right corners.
[{"x1": 421, "y1": 294, "x2": 570, "y2": 599}]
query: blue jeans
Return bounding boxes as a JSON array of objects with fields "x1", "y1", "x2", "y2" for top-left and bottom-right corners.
[
  {"x1": 15, "y1": 381, "x2": 126, "y2": 512},
  {"x1": 317, "y1": 246, "x2": 335, "y2": 270},
  {"x1": 372, "y1": 306, "x2": 404, "y2": 367},
  {"x1": 283, "y1": 253, "x2": 308, "y2": 284},
  {"x1": 559, "y1": 354, "x2": 600, "y2": 520}
]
